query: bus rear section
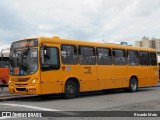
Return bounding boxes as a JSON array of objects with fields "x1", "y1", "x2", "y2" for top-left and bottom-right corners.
[
  {"x1": 0, "y1": 49, "x2": 9, "y2": 85},
  {"x1": 0, "y1": 68, "x2": 9, "y2": 85}
]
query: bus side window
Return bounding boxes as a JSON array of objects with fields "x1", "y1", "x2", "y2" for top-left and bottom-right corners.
[
  {"x1": 150, "y1": 52, "x2": 157, "y2": 66},
  {"x1": 112, "y1": 49, "x2": 126, "y2": 65},
  {"x1": 97, "y1": 48, "x2": 112, "y2": 65},
  {"x1": 139, "y1": 51, "x2": 150, "y2": 66},
  {"x1": 61, "y1": 45, "x2": 78, "y2": 64},
  {"x1": 79, "y1": 46, "x2": 96, "y2": 65},
  {"x1": 127, "y1": 50, "x2": 139, "y2": 66}
]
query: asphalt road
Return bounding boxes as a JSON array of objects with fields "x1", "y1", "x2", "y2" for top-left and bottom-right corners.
[{"x1": 0, "y1": 86, "x2": 160, "y2": 120}]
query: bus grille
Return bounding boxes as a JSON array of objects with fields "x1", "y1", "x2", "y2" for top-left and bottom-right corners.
[
  {"x1": 15, "y1": 84, "x2": 28, "y2": 86},
  {"x1": 15, "y1": 78, "x2": 30, "y2": 82},
  {"x1": 16, "y1": 88, "x2": 26, "y2": 91}
]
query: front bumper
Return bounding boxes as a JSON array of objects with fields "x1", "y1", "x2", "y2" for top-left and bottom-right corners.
[{"x1": 9, "y1": 84, "x2": 41, "y2": 95}]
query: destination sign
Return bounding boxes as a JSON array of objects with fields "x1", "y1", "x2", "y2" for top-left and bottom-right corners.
[{"x1": 11, "y1": 39, "x2": 38, "y2": 49}]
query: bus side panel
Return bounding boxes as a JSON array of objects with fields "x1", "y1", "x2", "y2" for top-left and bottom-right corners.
[
  {"x1": 40, "y1": 70, "x2": 63, "y2": 94},
  {"x1": 111, "y1": 65, "x2": 127, "y2": 88},
  {"x1": 129, "y1": 66, "x2": 151, "y2": 87},
  {"x1": 149, "y1": 66, "x2": 159, "y2": 86},
  {"x1": 97, "y1": 65, "x2": 112, "y2": 90},
  {"x1": 127, "y1": 66, "x2": 157, "y2": 87},
  {"x1": 80, "y1": 65, "x2": 98, "y2": 92},
  {"x1": 136, "y1": 66, "x2": 151, "y2": 87},
  {"x1": 81, "y1": 65, "x2": 98, "y2": 92},
  {"x1": 127, "y1": 66, "x2": 140, "y2": 87},
  {"x1": 61, "y1": 65, "x2": 98, "y2": 92},
  {"x1": 61, "y1": 65, "x2": 81, "y2": 91}
]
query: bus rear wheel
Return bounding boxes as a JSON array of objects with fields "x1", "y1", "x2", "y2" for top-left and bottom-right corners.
[
  {"x1": 64, "y1": 80, "x2": 77, "y2": 99},
  {"x1": 129, "y1": 78, "x2": 138, "y2": 92}
]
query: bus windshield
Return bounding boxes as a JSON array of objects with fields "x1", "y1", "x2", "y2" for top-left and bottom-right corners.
[{"x1": 10, "y1": 49, "x2": 38, "y2": 76}]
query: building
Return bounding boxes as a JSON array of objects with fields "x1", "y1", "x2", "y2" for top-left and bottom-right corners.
[
  {"x1": 135, "y1": 36, "x2": 160, "y2": 51},
  {"x1": 135, "y1": 36, "x2": 160, "y2": 63}
]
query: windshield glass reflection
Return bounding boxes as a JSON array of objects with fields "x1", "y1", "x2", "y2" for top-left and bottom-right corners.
[{"x1": 10, "y1": 49, "x2": 38, "y2": 76}]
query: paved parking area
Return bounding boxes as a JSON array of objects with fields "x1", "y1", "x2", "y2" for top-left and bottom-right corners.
[
  {"x1": 0, "y1": 86, "x2": 35, "y2": 101},
  {"x1": 1, "y1": 85, "x2": 160, "y2": 119}
]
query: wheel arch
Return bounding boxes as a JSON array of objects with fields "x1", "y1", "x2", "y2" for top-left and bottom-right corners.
[
  {"x1": 130, "y1": 75, "x2": 138, "y2": 85},
  {"x1": 64, "y1": 77, "x2": 80, "y2": 96},
  {"x1": 129, "y1": 75, "x2": 139, "y2": 92}
]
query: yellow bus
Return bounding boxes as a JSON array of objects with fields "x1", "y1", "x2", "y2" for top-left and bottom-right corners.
[{"x1": 9, "y1": 36, "x2": 159, "y2": 98}]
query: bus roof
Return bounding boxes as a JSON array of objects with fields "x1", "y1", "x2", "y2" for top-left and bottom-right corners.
[
  {"x1": 15, "y1": 36, "x2": 157, "y2": 52},
  {"x1": 40, "y1": 36, "x2": 157, "y2": 52}
]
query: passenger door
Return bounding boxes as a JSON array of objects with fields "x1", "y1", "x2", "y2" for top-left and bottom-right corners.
[{"x1": 40, "y1": 44, "x2": 62, "y2": 94}]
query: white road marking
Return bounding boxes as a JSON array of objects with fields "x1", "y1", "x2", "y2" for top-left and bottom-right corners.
[
  {"x1": 0, "y1": 103, "x2": 60, "y2": 111},
  {"x1": 0, "y1": 103, "x2": 77, "y2": 119},
  {"x1": 0, "y1": 117, "x2": 12, "y2": 120},
  {"x1": 0, "y1": 103, "x2": 60, "y2": 119},
  {"x1": 0, "y1": 116, "x2": 18, "y2": 120}
]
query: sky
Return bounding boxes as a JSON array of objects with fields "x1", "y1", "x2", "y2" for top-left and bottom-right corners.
[{"x1": 1, "y1": 0, "x2": 160, "y2": 51}]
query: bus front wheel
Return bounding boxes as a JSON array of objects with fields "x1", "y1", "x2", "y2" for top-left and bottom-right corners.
[
  {"x1": 64, "y1": 80, "x2": 77, "y2": 99},
  {"x1": 129, "y1": 78, "x2": 138, "y2": 92}
]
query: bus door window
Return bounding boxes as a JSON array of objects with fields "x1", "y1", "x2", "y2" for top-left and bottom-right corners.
[
  {"x1": 41, "y1": 47, "x2": 60, "y2": 71},
  {"x1": 61, "y1": 45, "x2": 78, "y2": 64}
]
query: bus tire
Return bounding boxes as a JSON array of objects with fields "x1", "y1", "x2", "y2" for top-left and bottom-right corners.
[
  {"x1": 129, "y1": 78, "x2": 138, "y2": 92},
  {"x1": 64, "y1": 80, "x2": 77, "y2": 99}
]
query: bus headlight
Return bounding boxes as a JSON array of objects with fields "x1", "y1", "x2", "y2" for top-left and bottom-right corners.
[
  {"x1": 29, "y1": 78, "x2": 38, "y2": 86},
  {"x1": 8, "y1": 80, "x2": 13, "y2": 86}
]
